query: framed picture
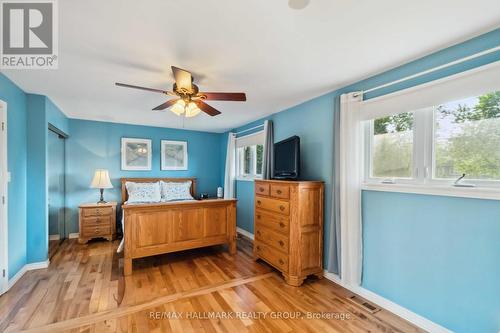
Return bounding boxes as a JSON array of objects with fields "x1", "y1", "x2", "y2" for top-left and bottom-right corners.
[
  {"x1": 121, "y1": 138, "x2": 152, "y2": 171},
  {"x1": 161, "y1": 140, "x2": 188, "y2": 170}
]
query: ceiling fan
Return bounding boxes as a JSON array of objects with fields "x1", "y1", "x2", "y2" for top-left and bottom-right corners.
[{"x1": 115, "y1": 66, "x2": 246, "y2": 117}]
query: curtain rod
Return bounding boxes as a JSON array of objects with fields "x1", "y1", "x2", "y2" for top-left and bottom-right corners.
[
  {"x1": 234, "y1": 123, "x2": 264, "y2": 135},
  {"x1": 355, "y1": 45, "x2": 500, "y2": 97}
]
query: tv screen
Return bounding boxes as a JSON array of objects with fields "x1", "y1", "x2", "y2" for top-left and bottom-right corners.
[{"x1": 273, "y1": 136, "x2": 300, "y2": 179}]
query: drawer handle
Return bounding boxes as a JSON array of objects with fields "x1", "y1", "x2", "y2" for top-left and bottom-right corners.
[
  {"x1": 95, "y1": 228, "x2": 99, "y2": 234},
  {"x1": 259, "y1": 187, "x2": 264, "y2": 192},
  {"x1": 257, "y1": 200, "x2": 262, "y2": 205},
  {"x1": 278, "y1": 240, "x2": 284, "y2": 247},
  {"x1": 276, "y1": 189, "x2": 282, "y2": 194},
  {"x1": 279, "y1": 205, "x2": 285, "y2": 211},
  {"x1": 256, "y1": 246, "x2": 261, "y2": 251},
  {"x1": 279, "y1": 259, "x2": 284, "y2": 265},
  {"x1": 257, "y1": 215, "x2": 261, "y2": 219},
  {"x1": 279, "y1": 222, "x2": 285, "y2": 228},
  {"x1": 257, "y1": 230, "x2": 261, "y2": 236}
]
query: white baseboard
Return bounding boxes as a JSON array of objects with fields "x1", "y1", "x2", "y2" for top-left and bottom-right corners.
[
  {"x1": 322, "y1": 271, "x2": 452, "y2": 333},
  {"x1": 236, "y1": 227, "x2": 254, "y2": 240},
  {"x1": 49, "y1": 234, "x2": 60, "y2": 241},
  {"x1": 7, "y1": 259, "x2": 50, "y2": 290},
  {"x1": 68, "y1": 232, "x2": 79, "y2": 239}
]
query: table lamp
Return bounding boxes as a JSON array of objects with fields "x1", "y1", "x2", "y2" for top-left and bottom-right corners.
[{"x1": 90, "y1": 169, "x2": 113, "y2": 204}]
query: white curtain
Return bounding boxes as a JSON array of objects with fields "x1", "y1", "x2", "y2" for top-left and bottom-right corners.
[
  {"x1": 339, "y1": 92, "x2": 364, "y2": 286},
  {"x1": 224, "y1": 132, "x2": 236, "y2": 199},
  {"x1": 262, "y1": 120, "x2": 274, "y2": 179}
]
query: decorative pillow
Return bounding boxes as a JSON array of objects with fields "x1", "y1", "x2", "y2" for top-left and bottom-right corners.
[
  {"x1": 125, "y1": 181, "x2": 161, "y2": 203},
  {"x1": 160, "y1": 181, "x2": 194, "y2": 201}
]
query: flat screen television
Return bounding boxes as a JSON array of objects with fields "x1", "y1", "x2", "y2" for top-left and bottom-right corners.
[{"x1": 273, "y1": 136, "x2": 300, "y2": 180}]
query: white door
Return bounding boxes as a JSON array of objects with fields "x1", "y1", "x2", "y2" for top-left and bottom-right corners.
[{"x1": 0, "y1": 101, "x2": 8, "y2": 295}]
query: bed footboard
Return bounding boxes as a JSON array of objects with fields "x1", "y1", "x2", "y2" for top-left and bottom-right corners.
[{"x1": 123, "y1": 199, "x2": 237, "y2": 275}]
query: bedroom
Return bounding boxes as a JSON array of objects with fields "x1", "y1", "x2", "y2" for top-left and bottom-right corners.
[{"x1": 0, "y1": 1, "x2": 499, "y2": 332}]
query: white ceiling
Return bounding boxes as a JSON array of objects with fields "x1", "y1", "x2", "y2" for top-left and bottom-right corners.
[{"x1": 3, "y1": 0, "x2": 500, "y2": 133}]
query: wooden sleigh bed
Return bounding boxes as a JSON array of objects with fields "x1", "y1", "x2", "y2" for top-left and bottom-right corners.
[{"x1": 121, "y1": 178, "x2": 237, "y2": 275}]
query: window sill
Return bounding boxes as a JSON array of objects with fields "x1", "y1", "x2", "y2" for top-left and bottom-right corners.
[{"x1": 362, "y1": 182, "x2": 500, "y2": 201}]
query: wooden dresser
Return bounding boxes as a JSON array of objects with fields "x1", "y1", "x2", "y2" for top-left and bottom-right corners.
[
  {"x1": 254, "y1": 180, "x2": 324, "y2": 286},
  {"x1": 78, "y1": 202, "x2": 117, "y2": 244}
]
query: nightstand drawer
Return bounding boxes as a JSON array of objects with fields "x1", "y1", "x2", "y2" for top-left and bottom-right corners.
[
  {"x1": 81, "y1": 216, "x2": 111, "y2": 227},
  {"x1": 255, "y1": 197, "x2": 289, "y2": 215},
  {"x1": 81, "y1": 225, "x2": 111, "y2": 237},
  {"x1": 82, "y1": 206, "x2": 113, "y2": 217}
]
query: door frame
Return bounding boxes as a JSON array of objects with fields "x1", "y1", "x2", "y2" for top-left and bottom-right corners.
[{"x1": 0, "y1": 100, "x2": 8, "y2": 295}]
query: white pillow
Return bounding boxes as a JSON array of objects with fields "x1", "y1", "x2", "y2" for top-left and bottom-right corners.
[
  {"x1": 160, "y1": 181, "x2": 194, "y2": 201},
  {"x1": 125, "y1": 181, "x2": 161, "y2": 203}
]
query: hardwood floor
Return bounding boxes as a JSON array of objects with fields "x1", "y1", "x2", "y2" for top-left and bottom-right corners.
[{"x1": 0, "y1": 236, "x2": 426, "y2": 333}]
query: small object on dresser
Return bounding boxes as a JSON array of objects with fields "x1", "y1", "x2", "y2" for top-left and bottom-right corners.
[
  {"x1": 90, "y1": 169, "x2": 113, "y2": 204},
  {"x1": 200, "y1": 193, "x2": 209, "y2": 199},
  {"x1": 78, "y1": 202, "x2": 117, "y2": 244},
  {"x1": 217, "y1": 187, "x2": 223, "y2": 198}
]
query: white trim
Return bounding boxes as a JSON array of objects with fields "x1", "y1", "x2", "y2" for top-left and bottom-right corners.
[
  {"x1": 363, "y1": 182, "x2": 500, "y2": 201},
  {"x1": 7, "y1": 259, "x2": 50, "y2": 290},
  {"x1": 0, "y1": 100, "x2": 8, "y2": 295},
  {"x1": 49, "y1": 234, "x2": 61, "y2": 241},
  {"x1": 68, "y1": 232, "x2": 79, "y2": 239},
  {"x1": 322, "y1": 271, "x2": 452, "y2": 333},
  {"x1": 236, "y1": 227, "x2": 254, "y2": 240},
  {"x1": 234, "y1": 124, "x2": 264, "y2": 136}
]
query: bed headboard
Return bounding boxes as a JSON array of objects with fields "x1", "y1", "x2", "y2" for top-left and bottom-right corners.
[{"x1": 121, "y1": 177, "x2": 197, "y2": 202}]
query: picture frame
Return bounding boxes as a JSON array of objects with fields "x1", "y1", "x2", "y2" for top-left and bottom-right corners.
[
  {"x1": 121, "y1": 138, "x2": 152, "y2": 171},
  {"x1": 161, "y1": 140, "x2": 188, "y2": 170}
]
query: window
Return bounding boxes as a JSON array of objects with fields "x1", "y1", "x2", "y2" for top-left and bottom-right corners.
[
  {"x1": 236, "y1": 131, "x2": 265, "y2": 180},
  {"x1": 370, "y1": 112, "x2": 414, "y2": 179},
  {"x1": 433, "y1": 92, "x2": 500, "y2": 181},
  {"x1": 365, "y1": 90, "x2": 500, "y2": 187}
]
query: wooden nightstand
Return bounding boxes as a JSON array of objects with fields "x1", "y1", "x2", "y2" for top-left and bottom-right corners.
[{"x1": 78, "y1": 202, "x2": 117, "y2": 244}]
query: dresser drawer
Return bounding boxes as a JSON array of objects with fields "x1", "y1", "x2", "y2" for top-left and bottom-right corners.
[
  {"x1": 81, "y1": 216, "x2": 111, "y2": 228},
  {"x1": 82, "y1": 206, "x2": 113, "y2": 217},
  {"x1": 255, "y1": 196, "x2": 289, "y2": 215},
  {"x1": 255, "y1": 223, "x2": 289, "y2": 253},
  {"x1": 255, "y1": 182, "x2": 270, "y2": 196},
  {"x1": 270, "y1": 184, "x2": 290, "y2": 199},
  {"x1": 81, "y1": 225, "x2": 111, "y2": 237},
  {"x1": 255, "y1": 209, "x2": 289, "y2": 234},
  {"x1": 254, "y1": 241, "x2": 289, "y2": 272}
]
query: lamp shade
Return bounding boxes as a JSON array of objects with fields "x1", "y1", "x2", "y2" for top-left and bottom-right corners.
[{"x1": 90, "y1": 169, "x2": 113, "y2": 189}]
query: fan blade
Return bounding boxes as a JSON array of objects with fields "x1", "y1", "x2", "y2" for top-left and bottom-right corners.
[
  {"x1": 199, "y1": 92, "x2": 246, "y2": 101},
  {"x1": 115, "y1": 82, "x2": 170, "y2": 94},
  {"x1": 194, "y1": 100, "x2": 221, "y2": 116},
  {"x1": 171, "y1": 66, "x2": 193, "y2": 93},
  {"x1": 153, "y1": 99, "x2": 179, "y2": 111}
]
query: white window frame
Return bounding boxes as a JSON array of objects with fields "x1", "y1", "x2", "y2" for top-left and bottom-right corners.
[{"x1": 236, "y1": 131, "x2": 264, "y2": 181}]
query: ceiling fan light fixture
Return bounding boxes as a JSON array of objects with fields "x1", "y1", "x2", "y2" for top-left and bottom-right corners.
[
  {"x1": 185, "y1": 102, "x2": 201, "y2": 118},
  {"x1": 170, "y1": 100, "x2": 186, "y2": 116}
]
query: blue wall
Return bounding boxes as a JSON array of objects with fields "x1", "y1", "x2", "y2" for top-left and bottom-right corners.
[
  {"x1": 0, "y1": 74, "x2": 28, "y2": 279},
  {"x1": 65, "y1": 119, "x2": 225, "y2": 234},
  {"x1": 26, "y1": 94, "x2": 68, "y2": 263},
  {"x1": 230, "y1": 28, "x2": 500, "y2": 332},
  {"x1": 362, "y1": 191, "x2": 500, "y2": 333}
]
